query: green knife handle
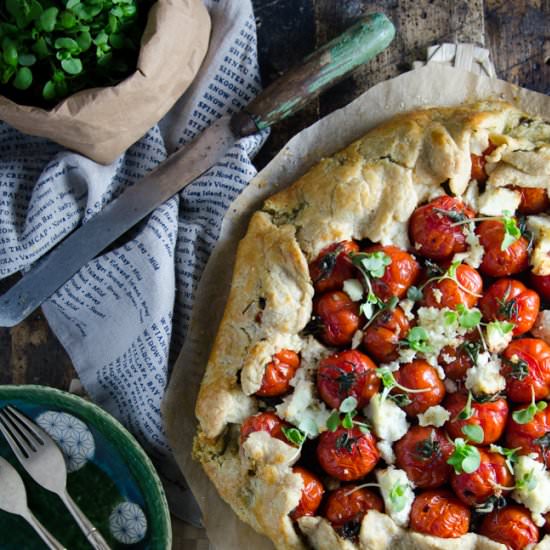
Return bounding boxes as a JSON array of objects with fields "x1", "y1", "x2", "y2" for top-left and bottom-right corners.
[{"x1": 232, "y1": 13, "x2": 395, "y2": 136}]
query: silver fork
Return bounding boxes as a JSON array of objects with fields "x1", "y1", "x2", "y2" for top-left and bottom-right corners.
[
  {"x1": 0, "y1": 456, "x2": 66, "y2": 549},
  {"x1": 0, "y1": 406, "x2": 112, "y2": 550}
]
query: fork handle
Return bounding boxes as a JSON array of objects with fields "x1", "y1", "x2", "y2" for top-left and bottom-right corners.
[
  {"x1": 24, "y1": 510, "x2": 67, "y2": 550},
  {"x1": 60, "y1": 491, "x2": 112, "y2": 550}
]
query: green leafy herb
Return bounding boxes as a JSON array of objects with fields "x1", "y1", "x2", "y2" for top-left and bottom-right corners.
[
  {"x1": 447, "y1": 438, "x2": 481, "y2": 474},
  {"x1": 461, "y1": 423, "x2": 484, "y2": 444},
  {"x1": 376, "y1": 366, "x2": 431, "y2": 402},
  {"x1": 403, "y1": 326, "x2": 432, "y2": 354},
  {"x1": 457, "y1": 392, "x2": 474, "y2": 420},
  {"x1": 501, "y1": 212, "x2": 522, "y2": 251},
  {"x1": 407, "y1": 285, "x2": 423, "y2": 302},
  {"x1": 352, "y1": 251, "x2": 392, "y2": 279},
  {"x1": 489, "y1": 444, "x2": 521, "y2": 474},
  {"x1": 516, "y1": 469, "x2": 537, "y2": 492},
  {"x1": 456, "y1": 304, "x2": 482, "y2": 329},
  {"x1": 282, "y1": 427, "x2": 306, "y2": 447},
  {"x1": 326, "y1": 397, "x2": 369, "y2": 433},
  {"x1": 389, "y1": 482, "x2": 408, "y2": 512},
  {"x1": 326, "y1": 411, "x2": 341, "y2": 432},
  {"x1": 340, "y1": 396, "x2": 358, "y2": 413},
  {"x1": 512, "y1": 388, "x2": 547, "y2": 424},
  {"x1": 419, "y1": 260, "x2": 481, "y2": 300}
]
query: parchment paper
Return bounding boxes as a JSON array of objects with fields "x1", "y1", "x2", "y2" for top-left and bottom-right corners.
[
  {"x1": 0, "y1": 0, "x2": 210, "y2": 165},
  {"x1": 163, "y1": 64, "x2": 550, "y2": 549}
]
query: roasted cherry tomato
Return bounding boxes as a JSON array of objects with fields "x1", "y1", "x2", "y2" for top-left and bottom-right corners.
[
  {"x1": 361, "y1": 307, "x2": 410, "y2": 363},
  {"x1": 309, "y1": 241, "x2": 360, "y2": 293},
  {"x1": 289, "y1": 466, "x2": 325, "y2": 520},
  {"x1": 444, "y1": 392, "x2": 509, "y2": 445},
  {"x1": 409, "y1": 490, "x2": 470, "y2": 538},
  {"x1": 323, "y1": 485, "x2": 383, "y2": 539},
  {"x1": 422, "y1": 263, "x2": 483, "y2": 309},
  {"x1": 256, "y1": 350, "x2": 301, "y2": 397},
  {"x1": 470, "y1": 143, "x2": 497, "y2": 182},
  {"x1": 477, "y1": 220, "x2": 529, "y2": 278},
  {"x1": 530, "y1": 273, "x2": 550, "y2": 303},
  {"x1": 317, "y1": 350, "x2": 380, "y2": 409},
  {"x1": 502, "y1": 338, "x2": 550, "y2": 403},
  {"x1": 362, "y1": 244, "x2": 420, "y2": 300},
  {"x1": 240, "y1": 412, "x2": 289, "y2": 445},
  {"x1": 479, "y1": 505, "x2": 539, "y2": 550},
  {"x1": 394, "y1": 360, "x2": 446, "y2": 416},
  {"x1": 313, "y1": 291, "x2": 361, "y2": 347},
  {"x1": 512, "y1": 185, "x2": 550, "y2": 215},
  {"x1": 450, "y1": 449, "x2": 513, "y2": 506},
  {"x1": 394, "y1": 426, "x2": 453, "y2": 488},
  {"x1": 479, "y1": 279, "x2": 540, "y2": 336},
  {"x1": 438, "y1": 342, "x2": 476, "y2": 381},
  {"x1": 408, "y1": 196, "x2": 475, "y2": 261},
  {"x1": 316, "y1": 425, "x2": 380, "y2": 481},
  {"x1": 505, "y1": 405, "x2": 550, "y2": 464}
]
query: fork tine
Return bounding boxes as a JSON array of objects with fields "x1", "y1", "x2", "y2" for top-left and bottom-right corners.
[
  {"x1": 0, "y1": 413, "x2": 30, "y2": 461},
  {"x1": 5, "y1": 406, "x2": 45, "y2": 445}
]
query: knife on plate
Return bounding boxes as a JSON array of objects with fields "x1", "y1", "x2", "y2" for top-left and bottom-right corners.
[{"x1": 0, "y1": 13, "x2": 395, "y2": 327}]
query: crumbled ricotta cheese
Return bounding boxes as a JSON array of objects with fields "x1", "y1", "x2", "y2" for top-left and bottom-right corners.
[
  {"x1": 432, "y1": 288, "x2": 443, "y2": 304},
  {"x1": 417, "y1": 405, "x2": 451, "y2": 427},
  {"x1": 399, "y1": 299, "x2": 415, "y2": 320},
  {"x1": 532, "y1": 310, "x2": 550, "y2": 345},
  {"x1": 464, "y1": 351, "x2": 506, "y2": 395},
  {"x1": 527, "y1": 215, "x2": 550, "y2": 276},
  {"x1": 276, "y1": 380, "x2": 331, "y2": 437},
  {"x1": 453, "y1": 226, "x2": 484, "y2": 268},
  {"x1": 376, "y1": 467, "x2": 415, "y2": 527},
  {"x1": 397, "y1": 348, "x2": 417, "y2": 364},
  {"x1": 512, "y1": 455, "x2": 550, "y2": 523},
  {"x1": 478, "y1": 186, "x2": 521, "y2": 216},
  {"x1": 365, "y1": 393, "x2": 409, "y2": 443},
  {"x1": 351, "y1": 329, "x2": 363, "y2": 350},
  {"x1": 486, "y1": 321, "x2": 514, "y2": 353},
  {"x1": 377, "y1": 440, "x2": 396, "y2": 464},
  {"x1": 343, "y1": 278, "x2": 364, "y2": 302}
]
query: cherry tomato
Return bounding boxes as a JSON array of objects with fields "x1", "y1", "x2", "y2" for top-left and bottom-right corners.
[
  {"x1": 394, "y1": 426, "x2": 453, "y2": 488},
  {"x1": 450, "y1": 449, "x2": 513, "y2": 506},
  {"x1": 362, "y1": 244, "x2": 420, "y2": 300},
  {"x1": 240, "y1": 412, "x2": 289, "y2": 445},
  {"x1": 502, "y1": 338, "x2": 550, "y2": 403},
  {"x1": 323, "y1": 485, "x2": 383, "y2": 538},
  {"x1": 408, "y1": 196, "x2": 475, "y2": 261},
  {"x1": 394, "y1": 360, "x2": 446, "y2": 416},
  {"x1": 479, "y1": 505, "x2": 539, "y2": 550},
  {"x1": 479, "y1": 279, "x2": 540, "y2": 336},
  {"x1": 317, "y1": 350, "x2": 380, "y2": 409},
  {"x1": 313, "y1": 291, "x2": 361, "y2": 347},
  {"x1": 477, "y1": 220, "x2": 529, "y2": 278},
  {"x1": 316, "y1": 425, "x2": 380, "y2": 481},
  {"x1": 361, "y1": 307, "x2": 410, "y2": 363},
  {"x1": 256, "y1": 350, "x2": 300, "y2": 397},
  {"x1": 289, "y1": 466, "x2": 325, "y2": 520},
  {"x1": 438, "y1": 343, "x2": 475, "y2": 381},
  {"x1": 444, "y1": 392, "x2": 509, "y2": 445},
  {"x1": 505, "y1": 406, "x2": 550, "y2": 464},
  {"x1": 409, "y1": 489, "x2": 470, "y2": 538},
  {"x1": 470, "y1": 143, "x2": 497, "y2": 182},
  {"x1": 530, "y1": 273, "x2": 550, "y2": 303},
  {"x1": 422, "y1": 263, "x2": 483, "y2": 309},
  {"x1": 309, "y1": 241, "x2": 360, "y2": 293},
  {"x1": 512, "y1": 186, "x2": 550, "y2": 215}
]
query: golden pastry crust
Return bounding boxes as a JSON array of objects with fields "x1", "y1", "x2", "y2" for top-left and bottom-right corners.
[{"x1": 194, "y1": 101, "x2": 550, "y2": 550}]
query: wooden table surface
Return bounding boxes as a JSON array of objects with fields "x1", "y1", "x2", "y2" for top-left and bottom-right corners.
[{"x1": 0, "y1": 0, "x2": 548, "y2": 548}]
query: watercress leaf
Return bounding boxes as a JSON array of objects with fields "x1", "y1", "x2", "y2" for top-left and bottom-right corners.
[
  {"x1": 457, "y1": 392, "x2": 474, "y2": 420},
  {"x1": 298, "y1": 418, "x2": 318, "y2": 438},
  {"x1": 359, "y1": 301, "x2": 374, "y2": 320},
  {"x1": 326, "y1": 411, "x2": 340, "y2": 432},
  {"x1": 2, "y1": 38, "x2": 18, "y2": 67},
  {"x1": 406, "y1": 326, "x2": 432, "y2": 353},
  {"x1": 76, "y1": 31, "x2": 92, "y2": 52},
  {"x1": 407, "y1": 286, "x2": 423, "y2": 302},
  {"x1": 54, "y1": 37, "x2": 80, "y2": 52},
  {"x1": 39, "y1": 7, "x2": 59, "y2": 32},
  {"x1": 42, "y1": 79, "x2": 57, "y2": 100},
  {"x1": 501, "y1": 217, "x2": 522, "y2": 251},
  {"x1": 59, "y1": 11, "x2": 77, "y2": 29},
  {"x1": 339, "y1": 396, "x2": 358, "y2": 414},
  {"x1": 18, "y1": 53, "x2": 36, "y2": 66},
  {"x1": 109, "y1": 33, "x2": 126, "y2": 49},
  {"x1": 461, "y1": 423, "x2": 484, "y2": 444},
  {"x1": 389, "y1": 483, "x2": 408, "y2": 512},
  {"x1": 444, "y1": 311, "x2": 458, "y2": 326},
  {"x1": 32, "y1": 36, "x2": 50, "y2": 58},
  {"x1": 462, "y1": 449, "x2": 481, "y2": 473},
  {"x1": 61, "y1": 57, "x2": 83, "y2": 75},
  {"x1": 13, "y1": 66, "x2": 32, "y2": 90},
  {"x1": 353, "y1": 252, "x2": 391, "y2": 279},
  {"x1": 342, "y1": 412, "x2": 354, "y2": 429},
  {"x1": 282, "y1": 427, "x2": 305, "y2": 447},
  {"x1": 459, "y1": 307, "x2": 482, "y2": 329},
  {"x1": 512, "y1": 404, "x2": 538, "y2": 424},
  {"x1": 67, "y1": 0, "x2": 81, "y2": 10}
]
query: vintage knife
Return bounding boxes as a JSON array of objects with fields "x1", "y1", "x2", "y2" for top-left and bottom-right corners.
[{"x1": 0, "y1": 13, "x2": 395, "y2": 327}]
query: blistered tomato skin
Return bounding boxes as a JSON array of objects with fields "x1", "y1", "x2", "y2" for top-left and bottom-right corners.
[
  {"x1": 502, "y1": 338, "x2": 550, "y2": 403},
  {"x1": 323, "y1": 485, "x2": 383, "y2": 536},
  {"x1": 362, "y1": 307, "x2": 410, "y2": 363},
  {"x1": 505, "y1": 406, "x2": 550, "y2": 464},
  {"x1": 309, "y1": 241, "x2": 360, "y2": 293},
  {"x1": 240, "y1": 412, "x2": 289, "y2": 445},
  {"x1": 362, "y1": 244, "x2": 420, "y2": 300},
  {"x1": 317, "y1": 350, "x2": 380, "y2": 409},
  {"x1": 477, "y1": 220, "x2": 529, "y2": 278},
  {"x1": 438, "y1": 344, "x2": 474, "y2": 381},
  {"x1": 408, "y1": 196, "x2": 475, "y2": 261},
  {"x1": 422, "y1": 263, "x2": 483, "y2": 309},
  {"x1": 513, "y1": 185, "x2": 550, "y2": 215},
  {"x1": 394, "y1": 426, "x2": 453, "y2": 489},
  {"x1": 479, "y1": 279, "x2": 540, "y2": 336},
  {"x1": 313, "y1": 291, "x2": 361, "y2": 347},
  {"x1": 444, "y1": 392, "x2": 509, "y2": 445},
  {"x1": 394, "y1": 360, "x2": 446, "y2": 416},
  {"x1": 409, "y1": 490, "x2": 471, "y2": 538},
  {"x1": 470, "y1": 143, "x2": 497, "y2": 182},
  {"x1": 289, "y1": 467, "x2": 325, "y2": 520},
  {"x1": 450, "y1": 449, "x2": 513, "y2": 506},
  {"x1": 531, "y1": 273, "x2": 550, "y2": 302},
  {"x1": 479, "y1": 505, "x2": 539, "y2": 550},
  {"x1": 256, "y1": 350, "x2": 301, "y2": 397},
  {"x1": 316, "y1": 426, "x2": 380, "y2": 481}
]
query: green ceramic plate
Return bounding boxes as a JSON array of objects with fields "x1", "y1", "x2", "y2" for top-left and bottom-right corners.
[{"x1": 0, "y1": 385, "x2": 171, "y2": 550}]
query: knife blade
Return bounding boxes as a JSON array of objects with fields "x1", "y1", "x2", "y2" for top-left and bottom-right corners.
[{"x1": 0, "y1": 13, "x2": 395, "y2": 327}]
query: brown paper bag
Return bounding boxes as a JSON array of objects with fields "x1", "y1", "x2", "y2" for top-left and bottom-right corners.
[{"x1": 0, "y1": 0, "x2": 210, "y2": 165}]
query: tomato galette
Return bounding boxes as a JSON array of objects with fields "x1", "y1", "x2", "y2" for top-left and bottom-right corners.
[{"x1": 194, "y1": 102, "x2": 550, "y2": 549}]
